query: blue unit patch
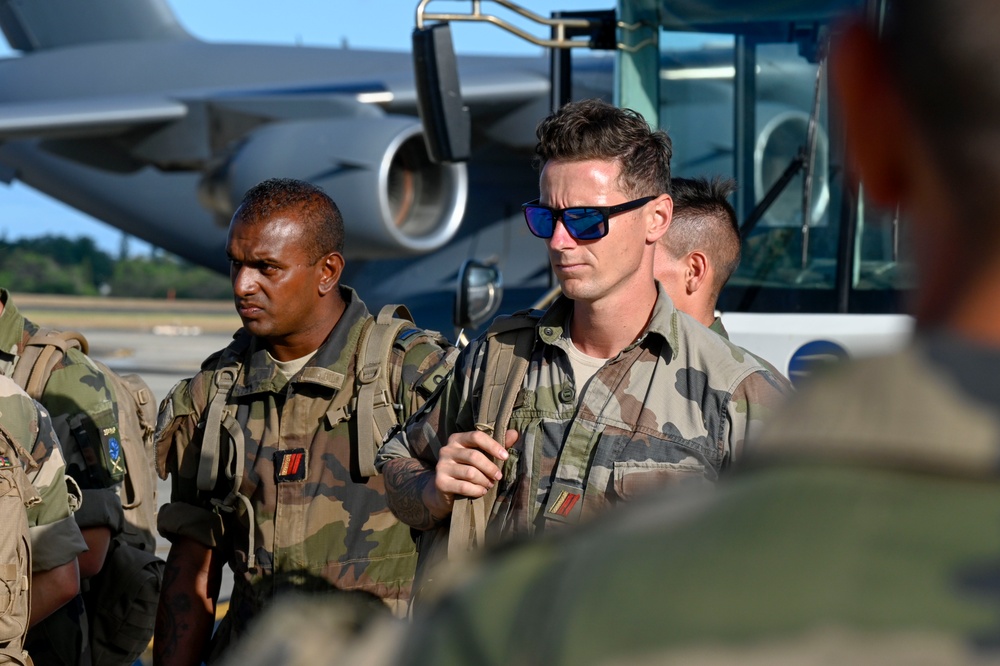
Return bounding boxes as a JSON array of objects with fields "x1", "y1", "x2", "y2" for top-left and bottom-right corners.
[
  {"x1": 788, "y1": 340, "x2": 849, "y2": 387},
  {"x1": 398, "y1": 328, "x2": 421, "y2": 341},
  {"x1": 108, "y1": 437, "x2": 121, "y2": 462}
]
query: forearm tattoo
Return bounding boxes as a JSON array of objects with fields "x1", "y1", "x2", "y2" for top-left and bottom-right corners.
[
  {"x1": 384, "y1": 458, "x2": 439, "y2": 530},
  {"x1": 155, "y1": 558, "x2": 191, "y2": 663}
]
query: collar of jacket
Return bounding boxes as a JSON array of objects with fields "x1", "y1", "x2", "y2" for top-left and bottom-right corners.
[
  {"x1": 231, "y1": 285, "x2": 370, "y2": 397},
  {"x1": 710, "y1": 316, "x2": 729, "y2": 339},
  {"x1": 535, "y1": 282, "x2": 677, "y2": 357}
]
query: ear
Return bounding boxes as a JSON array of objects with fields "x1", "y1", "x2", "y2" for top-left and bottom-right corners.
[
  {"x1": 317, "y1": 252, "x2": 345, "y2": 296},
  {"x1": 646, "y1": 193, "x2": 673, "y2": 243},
  {"x1": 685, "y1": 251, "x2": 709, "y2": 294},
  {"x1": 831, "y1": 21, "x2": 912, "y2": 207}
]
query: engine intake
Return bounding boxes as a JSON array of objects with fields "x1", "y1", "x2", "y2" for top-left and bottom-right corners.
[{"x1": 198, "y1": 115, "x2": 467, "y2": 258}]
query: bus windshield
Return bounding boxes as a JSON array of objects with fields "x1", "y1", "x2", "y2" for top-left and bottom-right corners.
[{"x1": 659, "y1": 29, "x2": 914, "y2": 315}]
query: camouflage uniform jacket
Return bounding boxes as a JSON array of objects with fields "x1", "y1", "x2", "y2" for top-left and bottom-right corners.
[
  {"x1": 378, "y1": 337, "x2": 1000, "y2": 666},
  {"x1": 709, "y1": 317, "x2": 794, "y2": 391},
  {"x1": 155, "y1": 287, "x2": 452, "y2": 637},
  {"x1": 0, "y1": 290, "x2": 125, "y2": 534},
  {"x1": 377, "y1": 284, "x2": 787, "y2": 539},
  {"x1": 0, "y1": 375, "x2": 87, "y2": 573}
]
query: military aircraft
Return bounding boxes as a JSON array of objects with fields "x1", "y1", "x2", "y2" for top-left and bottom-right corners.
[
  {"x1": 0, "y1": 0, "x2": 911, "y2": 371},
  {"x1": 0, "y1": 0, "x2": 595, "y2": 333}
]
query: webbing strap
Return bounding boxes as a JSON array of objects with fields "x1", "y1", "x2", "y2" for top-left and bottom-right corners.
[
  {"x1": 197, "y1": 366, "x2": 237, "y2": 493},
  {"x1": 11, "y1": 330, "x2": 87, "y2": 401},
  {"x1": 195, "y1": 335, "x2": 258, "y2": 566},
  {"x1": 448, "y1": 319, "x2": 535, "y2": 556},
  {"x1": 0, "y1": 422, "x2": 38, "y2": 472},
  {"x1": 355, "y1": 304, "x2": 412, "y2": 478}
]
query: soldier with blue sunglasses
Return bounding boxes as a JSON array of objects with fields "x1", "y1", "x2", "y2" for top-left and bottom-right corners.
[{"x1": 378, "y1": 99, "x2": 787, "y2": 581}]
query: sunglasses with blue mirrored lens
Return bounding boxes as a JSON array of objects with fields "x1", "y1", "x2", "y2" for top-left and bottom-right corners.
[{"x1": 521, "y1": 196, "x2": 657, "y2": 240}]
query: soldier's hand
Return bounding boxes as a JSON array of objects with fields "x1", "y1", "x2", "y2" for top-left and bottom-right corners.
[{"x1": 425, "y1": 429, "x2": 517, "y2": 519}]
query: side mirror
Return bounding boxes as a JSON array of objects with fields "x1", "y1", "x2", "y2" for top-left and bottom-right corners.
[
  {"x1": 454, "y1": 259, "x2": 503, "y2": 330},
  {"x1": 412, "y1": 23, "x2": 471, "y2": 164}
]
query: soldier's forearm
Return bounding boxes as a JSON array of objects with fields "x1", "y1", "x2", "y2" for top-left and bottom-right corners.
[
  {"x1": 155, "y1": 538, "x2": 221, "y2": 666},
  {"x1": 383, "y1": 458, "x2": 441, "y2": 531},
  {"x1": 29, "y1": 559, "x2": 80, "y2": 627}
]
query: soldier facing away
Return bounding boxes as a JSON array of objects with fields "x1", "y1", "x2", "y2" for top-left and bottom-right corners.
[
  {"x1": 153, "y1": 178, "x2": 453, "y2": 665},
  {"x1": 0, "y1": 289, "x2": 129, "y2": 666},
  {"x1": 377, "y1": 99, "x2": 787, "y2": 570}
]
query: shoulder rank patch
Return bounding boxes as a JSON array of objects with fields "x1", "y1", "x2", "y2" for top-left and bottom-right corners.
[
  {"x1": 544, "y1": 481, "x2": 583, "y2": 524},
  {"x1": 274, "y1": 448, "x2": 307, "y2": 483}
]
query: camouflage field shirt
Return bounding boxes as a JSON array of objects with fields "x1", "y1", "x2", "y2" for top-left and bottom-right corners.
[
  {"x1": 0, "y1": 290, "x2": 125, "y2": 534},
  {"x1": 378, "y1": 285, "x2": 787, "y2": 539},
  {"x1": 0, "y1": 376, "x2": 87, "y2": 572},
  {"x1": 155, "y1": 288, "x2": 452, "y2": 633},
  {"x1": 709, "y1": 317, "x2": 794, "y2": 391}
]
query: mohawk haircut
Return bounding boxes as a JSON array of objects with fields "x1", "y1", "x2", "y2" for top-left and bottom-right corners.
[{"x1": 662, "y1": 176, "x2": 741, "y2": 297}]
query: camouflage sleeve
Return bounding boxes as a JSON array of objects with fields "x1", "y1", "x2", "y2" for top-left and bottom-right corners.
[
  {"x1": 725, "y1": 369, "x2": 790, "y2": 464},
  {"x1": 377, "y1": 339, "x2": 479, "y2": 470},
  {"x1": 154, "y1": 377, "x2": 226, "y2": 549},
  {"x1": 41, "y1": 348, "x2": 125, "y2": 493},
  {"x1": 392, "y1": 333, "x2": 458, "y2": 422},
  {"x1": 26, "y1": 404, "x2": 88, "y2": 572}
]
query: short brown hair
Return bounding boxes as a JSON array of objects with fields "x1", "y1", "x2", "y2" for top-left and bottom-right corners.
[
  {"x1": 534, "y1": 99, "x2": 671, "y2": 198},
  {"x1": 233, "y1": 178, "x2": 345, "y2": 262}
]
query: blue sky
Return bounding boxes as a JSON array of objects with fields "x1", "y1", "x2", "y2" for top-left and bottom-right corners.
[{"x1": 0, "y1": 0, "x2": 611, "y2": 256}]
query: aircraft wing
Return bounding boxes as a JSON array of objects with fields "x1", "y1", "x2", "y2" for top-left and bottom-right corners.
[{"x1": 0, "y1": 95, "x2": 186, "y2": 139}]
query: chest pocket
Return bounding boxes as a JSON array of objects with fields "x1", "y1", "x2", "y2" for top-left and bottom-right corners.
[{"x1": 612, "y1": 459, "x2": 712, "y2": 502}]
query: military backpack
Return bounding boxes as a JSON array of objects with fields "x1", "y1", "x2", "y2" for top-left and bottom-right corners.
[
  {"x1": 413, "y1": 311, "x2": 538, "y2": 590},
  {"x1": 11, "y1": 328, "x2": 163, "y2": 666},
  {"x1": 197, "y1": 304, "x2": 453, "y2": 569},
  {"x1": 0, "y1": 422, "x2": 41, "y2": 666}
]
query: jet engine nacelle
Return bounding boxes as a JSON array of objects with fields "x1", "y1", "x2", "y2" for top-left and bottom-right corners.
[{"x1": 198, "y1": 115, "x2": 467, "y2": 259}]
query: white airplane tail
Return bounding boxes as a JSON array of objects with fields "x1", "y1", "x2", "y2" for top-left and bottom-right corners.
[{"x1": 0, "y1": 0, "x2": 190, "y2": 52}]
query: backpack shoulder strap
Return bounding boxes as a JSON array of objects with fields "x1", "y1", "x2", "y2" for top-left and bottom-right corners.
[
  {"x1": 10, "y1": 328, "x2": 87, "y2": 400},
  {"x1": 449, "y1": 311, "x2": 538, "y2": 558},
  {"x1": 197, "y1": 331, "x2": 250, "y2": 495},
  {"x1": 474, "y1": 312, "x2": 539, "y2": 439},
  {"x1": 355, "y1": 304, "x2": 416, "y2": 478},
  {"x1": 196, "y1": 330, "x2": 261, "y2": 567}
]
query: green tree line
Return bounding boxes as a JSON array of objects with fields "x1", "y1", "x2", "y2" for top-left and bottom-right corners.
[{"x1": 0, "y1": 235, "x2": 232, "y2": 299}]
